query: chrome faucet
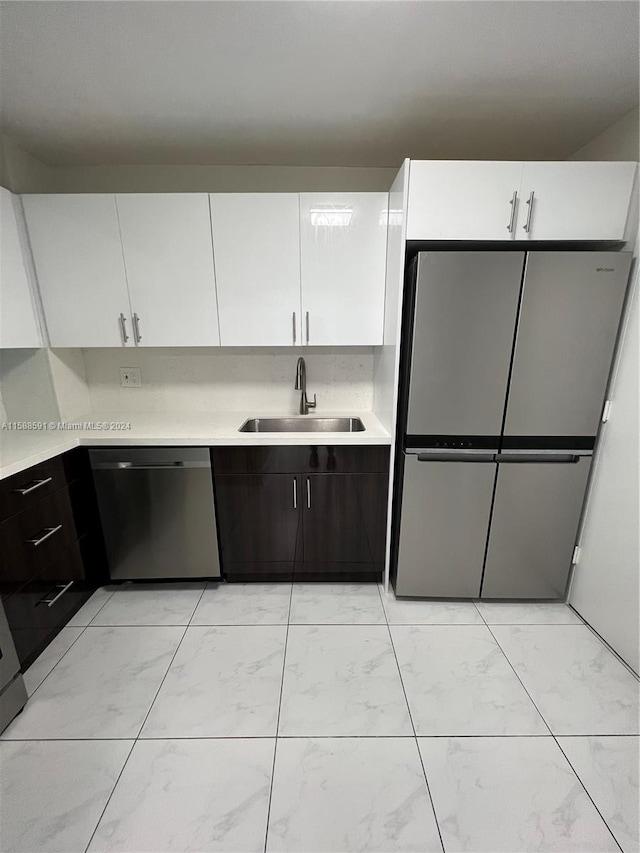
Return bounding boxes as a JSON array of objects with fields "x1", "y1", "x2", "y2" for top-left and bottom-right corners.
[{"x1": 295, "y1": 357, "x2": 317, "y2": 415}]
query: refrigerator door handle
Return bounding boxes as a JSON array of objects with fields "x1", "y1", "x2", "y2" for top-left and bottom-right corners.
[
  {"x1": 495, "y1": 453, "x2": 580, "y2": 464},
  {"x1": 416, "y1": 453, "x2": 495, "y2": 463}
]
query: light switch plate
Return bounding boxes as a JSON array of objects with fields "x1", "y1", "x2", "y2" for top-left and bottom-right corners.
[{"x1": 120, "y1": 367, "x2": 141, "y2": 388}]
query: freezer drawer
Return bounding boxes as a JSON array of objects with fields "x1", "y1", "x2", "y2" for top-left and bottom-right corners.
[
  {"x1": 406, "y1": 252, "x2": 524, "y2": 441},
  {"x1": 90, "y1": 448, "x2": 220, "y2": 580},
  {"x1": 481, "y1": 454, "x2": 591, "y2": 599},
  {"x1": 504, "y1": 252, "x2": 631, "y2": 441},
  {"x1": 395, "y1": 452, "x2": 496, "y2": 598}
]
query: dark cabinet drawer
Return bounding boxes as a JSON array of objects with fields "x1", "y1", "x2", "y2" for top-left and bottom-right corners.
[
  {"x1": 211, "y1": 445, "x2": 390, "y2": 475},
  {"x1": 0, "y1": 456, "x2": 68, "y2": 523},
  {"x1": 0, "y1": 486, "x2": 77, "y2": 586}
]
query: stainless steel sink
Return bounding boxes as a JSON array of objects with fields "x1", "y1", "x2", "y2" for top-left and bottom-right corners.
[{"x1": 239, "y1": 417, "x2": 366, "y2": 433}]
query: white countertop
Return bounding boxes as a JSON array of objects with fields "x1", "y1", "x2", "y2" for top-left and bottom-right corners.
[{"x1": 0, "y1": 410, "x2": 391, "y2": 480}]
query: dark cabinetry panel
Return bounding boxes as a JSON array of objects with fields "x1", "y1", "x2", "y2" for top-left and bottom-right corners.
[{"x1": 213, "y1": 445, "x2": 390, "y2": 582}]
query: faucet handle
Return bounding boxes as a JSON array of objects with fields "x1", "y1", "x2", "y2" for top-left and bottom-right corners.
[{"x1": 307, "y1": 394, "x2": 317, "y2": 410}]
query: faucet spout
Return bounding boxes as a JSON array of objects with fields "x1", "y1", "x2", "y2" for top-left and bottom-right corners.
[{"x1": 294, "y1": 357, "x2": 316, "y2": 415}]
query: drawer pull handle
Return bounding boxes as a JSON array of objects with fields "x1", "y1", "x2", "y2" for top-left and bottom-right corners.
[
  {"x1": 26, "y1": 524, "x2": 63, "y2": 547},
  {"x1": 38, "y1": 581, "x2": 74, "y2": 608},
  {"x1": 13, "y1": 477, "x2": 53, "y2": 496}
]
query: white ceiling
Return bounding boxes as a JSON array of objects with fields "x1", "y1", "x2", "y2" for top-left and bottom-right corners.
[{"x1": 0, "y1": 1, "x2": 638, "y2": 167}]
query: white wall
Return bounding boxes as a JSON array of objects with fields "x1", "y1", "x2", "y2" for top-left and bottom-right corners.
[
  {"x1": 80, "y1": 347, "x2": 374, "y2": 414},
  {"x1": 567, "y1": 110, "x2": 640, "y2": 673},
  {"x1": 0, "y1": 348, "x2": 60, "y2": 423},
  {"x1": 569, "y1": 107, "x2": 639, "y2": 161}
]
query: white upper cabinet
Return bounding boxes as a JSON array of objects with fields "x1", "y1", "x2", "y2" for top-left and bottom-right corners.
[
  {"x1": 22, "y1": 194, "x2": 133, "y2": 347},
  {"x1": 116, "y1": 194, "x2": 220, "y2": 347},
  {"x1": 518, "y1": 162, "x2": 637, "y2": 241},
  {"x1": 299, "y1": 193, "x2": 388, "y2": 345},
  {"x1": 0, "y1": 187, "x2": 41, "y2": 348},
  {"x1": 406, "y1": 161, "x2": 524, "y2": 241},
  {"x1": 210, "y1": 194, "x2": 301, "y2": 346}
]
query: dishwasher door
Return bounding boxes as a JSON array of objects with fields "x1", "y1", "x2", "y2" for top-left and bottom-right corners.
[
  {"x1": 395, "y1": 451, "x2": 497, "y2": 598},
  {"x1": 480, "y1": 453, "x2": 591, "y2": 599},
  {"x1": 90, "y1": 448, "x2": 220, "y2": 580}
]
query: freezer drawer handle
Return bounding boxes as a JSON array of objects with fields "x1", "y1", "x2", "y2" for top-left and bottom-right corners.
[
  {"x1": 495, "y1": 454, "x2": 580, "y2": 464},
  {"x1": 25, "y1": 524, "x2": 63, "y2": 547},
  {"x1": 416, "y1": 453, "x2": 495, "y2": 463},
  {"x1": 13, "y1": 477, "x2": 53, "y2": 496},
  {"x1": 38, "y1": 581, "x2": 74, "y2": 608}
]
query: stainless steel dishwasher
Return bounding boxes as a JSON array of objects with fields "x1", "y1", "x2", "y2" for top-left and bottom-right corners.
[{"x1": 90, "y1": 448, "x2": 220, "y2": 580}]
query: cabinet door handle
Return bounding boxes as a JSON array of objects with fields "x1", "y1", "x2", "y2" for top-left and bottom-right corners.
[
  {"x1": 523, "y1": 191, "x2": 535, "y2": 233},
  {"x1": 293, "y1": 478, "x2": 297, "y2": 509},
  {"x1": 13, "y1": 477, "x2": 53, "y2": 496},
  {"x1": 507, "y1": 191, "x2": 518, "y2": 233},
  {"x1": 119, "y1": 313, "x2": 129, "y2": 344},
  {"x1": 305, "y1": 311, "x2": 310, "y2": 344},
  {"x1": 306, "y1": 477, "x2": 311, "y2": 509},
  {"x1": 292, "y1": 311, "x2": 297, "y2": 344},
  {"x1": 132, "y1": 313, "x2": 142, "y2": 344},
  {"x1": 26, "y1": 524, "x2": 63, "y2": 547},
  {"x1": 38, "y1": 581, "x2": 74, "y2": 608}
]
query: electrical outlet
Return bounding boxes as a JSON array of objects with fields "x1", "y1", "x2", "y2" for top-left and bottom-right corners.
[{"x1": 120, "y1": 367, "x2": 141, "y2": 388}]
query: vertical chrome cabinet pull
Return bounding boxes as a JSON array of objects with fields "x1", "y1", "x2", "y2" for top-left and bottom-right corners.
[
  {"x1": 507, "y1": 191, "x2": 518, "y2": 233},
  {"x1": 13, "y1": 477, "x2": 52, "y2": 496},
  {"x1": 119, "y1": 313, "x2": 129, "y2": 344},
  {"x1": 292, "y1": 312, "x2": 297, "y2": 344},
  {"x1": 132, "y1": 313, "x2": 142, "y2": 343},
  {"x1": 25, "y1": 524, "x2": 63, "y2": 547},
  {"x1": 306, "y1": 477, "x2": 311, "y2": 509},
  {"x1": 523, "y1": 191, "x2": 535, "y2": 233},
  {"x1": 293, "y1": 478, "x2": 297, "y2": 509},
  {"x1": 305, "y1": 311, "x2": 310, "y2": 344}
]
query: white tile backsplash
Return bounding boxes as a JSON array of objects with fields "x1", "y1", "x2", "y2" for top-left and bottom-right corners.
[{"x1": 81, "y1": 347, "x2": 374, "y2": 413}]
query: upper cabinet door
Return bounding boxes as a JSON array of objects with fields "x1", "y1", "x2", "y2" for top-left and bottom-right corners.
[
  {"x1": 299, "y1": 193, "x2": 387, "y2": 345},
  {"x1": 210, "y1": 194, "x2": 301, "y2": 346},
  {"x1": 116, "y1": 194, "x2": 220, "y2": 347},
  {"x1": 518, "y1": 162, "x2": 637, "y2": 241},
  {"x1": 406, "y1": 161, "x2": 524, "y2": 240},
  {"x1": 0, "y1": 188, "x2": 41, "y2": 348},
  {"x1": 22, "y1": 194, "x2": 132, "y2": 347}
]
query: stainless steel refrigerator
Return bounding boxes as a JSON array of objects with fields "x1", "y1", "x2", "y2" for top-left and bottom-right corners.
[{"x1": 393, "y1": 251, "x2": 631, "y2": 599}]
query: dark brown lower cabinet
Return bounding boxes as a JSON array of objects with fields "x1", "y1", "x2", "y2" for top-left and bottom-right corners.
[{"x1": 212, "y1": 446, "x2": 389, "y2": 582}]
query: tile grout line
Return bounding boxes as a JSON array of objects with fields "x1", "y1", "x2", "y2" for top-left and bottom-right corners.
[
  {"x1": 82, "y1": 588, "x2": 204, "y2": 853},
  {"x1": 376, "y1": 584, "x2": 446, "y2": 853},
  {"x1": 262, "y1": 581, "x2": 294, "y2": 853},
  {"x1": 484, "y1": 622, "x2": 625, "y2": 853}
]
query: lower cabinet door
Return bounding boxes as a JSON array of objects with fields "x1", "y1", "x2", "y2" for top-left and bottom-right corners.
[
  {"x1": 215, "y1": 474, "x2": 302, "y2": 581},
  {"x1": 299, "y1": 474, "x2": 386, "y2": 580},
  {"x1": 481, "y1": 455, "x2": 591, "y2": 599}
]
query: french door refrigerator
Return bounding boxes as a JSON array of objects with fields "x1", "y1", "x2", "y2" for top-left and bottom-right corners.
[{"x1": 393, "y1": 251, "x2": 631, "y2": 599}]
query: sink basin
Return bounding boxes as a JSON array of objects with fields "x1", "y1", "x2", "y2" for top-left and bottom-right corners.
[{"x1": 239, "y1": 417, "x2": 366, "y2": 433}]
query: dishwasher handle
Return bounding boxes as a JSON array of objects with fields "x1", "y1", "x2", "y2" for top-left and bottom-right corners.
[{"x1": 92, "y1": 461, "x2": 210, "y2": 470}]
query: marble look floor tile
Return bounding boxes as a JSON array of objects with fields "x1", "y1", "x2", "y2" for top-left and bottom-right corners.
[
  {"x1": 419, "y1": 736, "x2": 618, "y2": 852},
  {"x1": 23, "y1": 626, "x2": 85, "y2": 696},
  {"x1": 278, "y1": 625, "x2": 412, "y2": 736},
  {"x1": 88, "y1": 738, "x2": 274, "y2": 853},
  {"x1": 141, "y1": 626, "x2": 286, "y2": 737},
  {"x1": 289, "y1": 583, "x2": 385, "y2": 624},
  {"x1": 390, "y1": 626, "x2": 546, "y2": 735},
  {"x1": 0, "y1": 739, "x2": 132, "y2": 853},
  {"x1": 492, "y1": 625, "x2": 640, "y2": 734},
  {"x1": 67, "y1": 587, "x2": 116, "y2": 626},
  {"x1": 266, "y1": 737, "x2": 442, "y2": 853},
  {"x1": 476, "y1": 601, "x2": 582, "y2": 625},
  {"x1": 190, "y1": 582, "x2": 291, "y2": 625},
  {"x1": 558, "y1": 736, "x2": 639, "y2": 852},
  {"x1": 2, "y1": 627, "x2": 183, "y2": 740},
  {"x1": 91, "y1": 582, "x2": 205, "y2": 626},
  {"x1": 380, "y1": 588, "x2": 483, "y2": 625}
]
